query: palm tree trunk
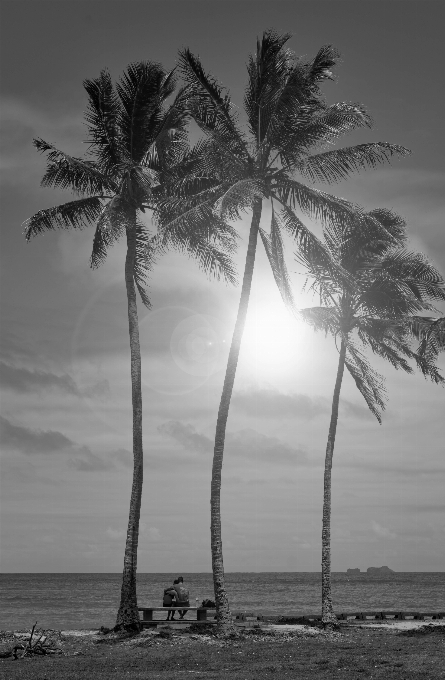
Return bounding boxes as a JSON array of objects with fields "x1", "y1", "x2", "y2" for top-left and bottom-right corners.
[
  {"x1": 321, "y1": 337, "x2": 346, "y2": 628},
  {"x1": 116, "y1": 212, "x2": 143, "y2": 631},
  {"x1": 211, "y1": 199, "x2": 263, "y2": 634}
]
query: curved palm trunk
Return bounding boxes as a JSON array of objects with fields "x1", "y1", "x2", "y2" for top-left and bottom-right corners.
[
  {"x1": 321, "y1": 338, "x2": 346, "y2": 628},
  {"x1": 211, "y1": 199, "x2": 263, "y2": 634},
  {"x1": 116, "y1": 213, "x2": 144, "y2": 630}
]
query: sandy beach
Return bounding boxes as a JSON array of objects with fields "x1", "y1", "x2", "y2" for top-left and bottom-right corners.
[{"x1": 1, "y1": 620, "x2": 444, "y2": 679}]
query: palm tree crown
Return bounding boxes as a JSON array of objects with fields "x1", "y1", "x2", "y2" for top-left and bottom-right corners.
[
  {"x1": 299, "y1": 209, "x2": 445, "y2": 419},
  {"x1": 156, "y1": 30, "x2": 411, "y2": 633},
  {"x1": 24, "y1": 63, "x2": 235, "y2": 291}
]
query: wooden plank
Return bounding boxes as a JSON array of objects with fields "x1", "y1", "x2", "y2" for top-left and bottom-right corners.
[{"x1": 138, "y1": 607, "x2": 205, "y2": 612}]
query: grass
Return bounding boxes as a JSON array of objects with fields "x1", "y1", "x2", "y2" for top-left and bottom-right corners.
[{"x1": 1, "y1": 624, "x2": 444, "y2": 679}]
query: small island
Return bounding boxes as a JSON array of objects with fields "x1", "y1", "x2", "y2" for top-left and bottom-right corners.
[
  {"x1": 346, "y1": 568, "x2": 361, "y2": 574},
  {"x1": 367, "y1": 566, "x2": 395, "y2": 575}
]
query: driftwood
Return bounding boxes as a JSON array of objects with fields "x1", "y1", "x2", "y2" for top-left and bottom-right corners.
[{"x1": 0, "y1": 623, "x2": 62, "y2": 659}]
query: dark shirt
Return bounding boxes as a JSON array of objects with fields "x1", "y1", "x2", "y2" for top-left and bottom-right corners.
[{"x1": 163, "y1": 588, "x2": 176, "y2": 606}]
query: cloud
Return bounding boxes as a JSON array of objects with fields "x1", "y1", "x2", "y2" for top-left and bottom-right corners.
[
  {"x1": 231, "y1": 387, "x2": 375, "y2": 421},
  {"x1": 157, "y1": 421, "x2": 211, "y2": 455},
  {"x1": 0, "y1": 414, "x2": 75, "y2": 454},
  {"x1": 84, "y1": 379, "x2": 110, "y2": 399},
  {"x1": 68, "y1": 447, "x2": 114, "y2": 472},
  {"x1": 0, "y1": 361, "x2": 80, "y2": 395},
  {"x1": 231, "y1": 388, "x2": 329, "y2": 419},
  {"x1": 106, "y1": 527, "x2": 126, "y2": 540},
  {"x1": 112, "y1": 448, "x2": 133, "y2": 467},
  {"x1": 148, "y1": 527, "x2": 161, "y2": 541},
  {"x1": 158, "y1": 420, "x2": 308, "y2": 465},
  {"x1": 337, "y1": 457, "x2": 445, "y2": 478},
  {"x1": 0, "y1": 360, "x2": 110, "y2": 400},
  {"x1": 371, "y1": 521, "x2": 397, "y2": 539},
  {"x1": 226, "y1": 429, "x2": 308, "y2": 464},
  {"x1": 0, "y1": 414, "x2": 112, "y2": 472}
]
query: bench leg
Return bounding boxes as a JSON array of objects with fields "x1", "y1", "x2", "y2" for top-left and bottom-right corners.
[{"x1": 143, "y1": 611, "x2": 153, "y2": 622}]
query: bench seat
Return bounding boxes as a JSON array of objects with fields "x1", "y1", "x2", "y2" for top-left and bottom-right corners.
[{"x1": 138, "y1": 606, "x2": 216, "y2": 625}]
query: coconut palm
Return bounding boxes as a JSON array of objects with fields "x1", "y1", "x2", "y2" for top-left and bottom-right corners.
[
  {"x1": 156, "y1": 30, "x2": 410, "y2": 632},
  {"x1": 296, "y1": 209, "x2": 445, "y2": 627},
  {"x1": 23, "y1": 62, "x2": 236, "y2": 630}
]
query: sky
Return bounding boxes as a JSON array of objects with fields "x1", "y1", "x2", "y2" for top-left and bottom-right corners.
[{"x1": 1, "y1": 0, "x2": 444, "y2": 575}]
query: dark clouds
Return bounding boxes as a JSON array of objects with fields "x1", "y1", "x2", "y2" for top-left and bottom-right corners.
[
  {"x1": 0, "y1": 361, "x2": 80, "y2": 395},
  {"x1": 0, "y1": 414, "x2": 75, "y2": 454},
  {"x1": 158, "y1": 420, "x2": 308, "y2": 465},
  {"x1": 0, "y1": 360, "x2": 110, "y2": 399},
  {"x1": 0, "y1": 415, "x2": 126, "y2": 472}
]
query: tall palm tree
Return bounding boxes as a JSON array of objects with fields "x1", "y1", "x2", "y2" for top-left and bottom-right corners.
[
  {"x1": 296, "y1": 209, "x2": 445, "y2": 627},
  {"x1": 157, "y1": 30, "x2": 410, "y2": 632},
  {"x1": 23, "y1": 63, "x2": 235, "y2": 630}
]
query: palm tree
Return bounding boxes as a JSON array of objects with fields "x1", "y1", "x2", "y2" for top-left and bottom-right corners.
[
  {"x1": 296, "y1": 209, "x2": 445, "y2": 627},
  {"x1": 23, "y1": 63, "x2": 235, "y2": 630},
  {"x1": 157, "y1": 30, "x2": 410, "y2": 632}
]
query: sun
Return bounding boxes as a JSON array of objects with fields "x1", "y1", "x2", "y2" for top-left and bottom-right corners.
[{"x1": 241, "y1": 300, "x2": 304, "y2": 377}]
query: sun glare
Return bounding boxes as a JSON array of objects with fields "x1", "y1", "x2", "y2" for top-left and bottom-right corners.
[{"x1": 241, "y1": 302, "x2": 303, "y2": 376}]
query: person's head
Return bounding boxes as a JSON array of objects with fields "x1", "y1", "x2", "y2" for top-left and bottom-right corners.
[
  {"x1": 173, "y1": 578, "x2": 179, "y2": 584},
  {"x1": 177, "y1": 576, "x2": 184, "y2": 583}
]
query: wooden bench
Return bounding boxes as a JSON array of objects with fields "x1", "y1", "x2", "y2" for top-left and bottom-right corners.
[{"x1": 138, "y1": 607, "x2": 216, "y2": 626}]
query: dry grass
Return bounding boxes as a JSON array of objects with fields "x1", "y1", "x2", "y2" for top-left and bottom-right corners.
[{"x1": 1, "y1": 624, "x2": 444, "y2": 679}]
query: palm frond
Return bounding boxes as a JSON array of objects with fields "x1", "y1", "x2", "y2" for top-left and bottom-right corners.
[
  {"x1": 323, "y1": 208, "x2": 406, "y2": 275},
  {"x1": 344, "y1": 341, "x2": 386, "y2": 422},
  {"x1": 277, "y1": 203, "x2": 352, "y2": 294},
  {"x1": 296, "y1": 143, "x2": 410, "y2": 184},
  {"x1": 133, "y1": 222, "x2": 157, "y2": 308},
  {"x1": 365, "y1": 249, "x2": 445, "y2": 310},
  {"x1": 273, "y1": 176, "x2": 358, "y2": 228},
  {"x1": 308, "y1": 44, "x2": 340, "y2": 84},
  {"x1": 83, "y1": 69, "x2": 123, "y2": 174},
  {"x1": 90, "y1": 196, "x2": 126, "y2": 268},
  {"x1": 156, "y1": 193, "x2": 238, "y2": 266},
  {"x1": 356, "y1": 318, "x2": 414, "y2": 373},
  {"x1": 34, "y1": 138, "x2": 117, "y2": 195},
  {"x1": 179, "y1": 49, "x2": 238, "y2": 133},
  {"x1": 405, "y1": 316, "x2": 445, "y2": 362},
  {"x1": 116, "y1": 62, "x2": 169, "y2": 164},
  {"x1": 299, "y1": 305, "x2": 339, "y2": 335},
  {"x1": 270, "y1": 102, "x2": 372, "y2": 160},
  {"x1": 141, "y1": 85, "x2": 190, "y2": 170},
  {"x1": 23, "y1": 197, "x2": 103, "y2": 240},
  {"x1": 244, "y1": 29, "x2": 294, "y2": 144},
  {"x1": 213, "y1": 179, "x2": 265, "y2": 220},
  {"x1": 164, "y1": 227, "x2": 238, "y2": 285},
  {"x1": 259, "y1": 206, "x2": 295, "y2": 312}
]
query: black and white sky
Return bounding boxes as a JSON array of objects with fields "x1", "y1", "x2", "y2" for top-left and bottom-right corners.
[{"x1": 1, "y1": 0, "x2": 444, "y2": 573}]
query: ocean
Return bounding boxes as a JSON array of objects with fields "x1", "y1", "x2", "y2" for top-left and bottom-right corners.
[{"x1": 1, "y1": 572, "x2": 444, "y2": 630}]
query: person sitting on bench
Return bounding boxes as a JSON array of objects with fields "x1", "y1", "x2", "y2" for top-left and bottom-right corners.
[
  {"x1": 173, "y1": 576, "x2": 190, "y2": 619},
  {"x1": 163, "y1": 586, "x2": 177, "y2": 620}
]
